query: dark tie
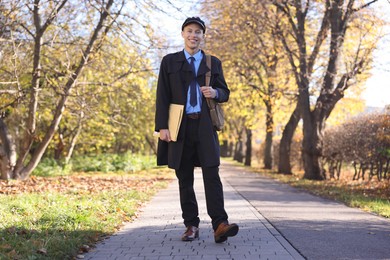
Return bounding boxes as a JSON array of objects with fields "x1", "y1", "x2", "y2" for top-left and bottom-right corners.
[{"x1": 189, "y1": 57, "x2": 197, "y2": 107}]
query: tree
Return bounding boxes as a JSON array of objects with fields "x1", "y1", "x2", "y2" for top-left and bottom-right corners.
[
  {"x1": 273, "y1": 0, "x2": 382, "y2": 179},
  {"x1": 48, "y1": 37, "x2": 156, "y2": 161},
  {"x1": 0, "y1": 0, "x2": 120, "y2": 179},
  {"x1": 1, "y1": 0, "x2": 180, "y2": 180},
  {"x1": 201, "y1": 0, "x2": 293, "y2": 168}
]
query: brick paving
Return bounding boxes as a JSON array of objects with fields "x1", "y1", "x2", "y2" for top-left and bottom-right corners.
[{"x1": 83, "y1": 167, "x2": 304, "y2": 260}]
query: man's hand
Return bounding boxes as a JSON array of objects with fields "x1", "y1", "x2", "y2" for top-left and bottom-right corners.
[
  {"x1": 200, "y1": 86, "x2": 217, "y2": 99},
  {"x1": 159, "y1": 129, "x2": 171, "y2": 142}
]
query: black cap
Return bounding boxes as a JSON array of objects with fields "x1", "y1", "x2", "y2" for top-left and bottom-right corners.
[{"x1": 181, "y1": 17, "x2": 206, "y2": 33}]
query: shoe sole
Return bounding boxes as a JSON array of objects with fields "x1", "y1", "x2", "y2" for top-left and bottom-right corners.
[
  {"x1": 214, "y1": 225, "x2": 239, "y2": 243},
  {"x1": 181, "y1": 231, "x2": 199, "y2": 241}
]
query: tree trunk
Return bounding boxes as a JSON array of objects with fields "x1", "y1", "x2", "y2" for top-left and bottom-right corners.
[
  {"x1": 0, "y1": 118, "x2": 16, "y2": 179},
  {"x1": 14, "y1": 28, "x2": 42, "y2": 176},
  {"x1": 263, "y1": 102, "x2": 273, "y2": 169},
  {"x1": 64, "y1": 110, "x2": 85, "y2": 164},
  {"x1": 64, "y1": 124, "x2": 82, "y2": 164},
  {"x1": 302, "y1": 113, "x2": 326, "y2": 180},
  {"x1": 54, "y1": 132, "x2": 65, "y2": 161},
  {"x1": 233, "y1": 139, "x2": 244, "y2": 163},
  {"x1": 300, "y1": 1, "x2": 350, "y2": 180},
  {"x1": 244, "y1": 128, "x2": 252, "y2": 166},
  {"x1": 278, "y1": 104, "x2": 300, "y2": 174},
  {"x1": 146, "y1": 135, "x2": 158, "y2": 156},
  {"x1": 228, "y1": 142, "x2": 234, "y2": 157},
  {"x1": 220, "y1": 140, "x2": 229, "y2": 157}
]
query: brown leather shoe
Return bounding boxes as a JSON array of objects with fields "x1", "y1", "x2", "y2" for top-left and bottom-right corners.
[
  {"x1": 181, "y1": 226, "x2": 199, "y2": 241},
  {"x1": 214, "y1": 222, "x2": 239, "y2": 243}
]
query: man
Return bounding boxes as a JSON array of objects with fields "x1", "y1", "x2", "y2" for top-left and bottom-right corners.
[{"x1": 154, "y1": 17, "x2": 239, "y2": 243}]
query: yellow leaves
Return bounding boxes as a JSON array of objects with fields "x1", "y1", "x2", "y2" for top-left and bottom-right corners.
[{"x1": 327, "y1": 97, "x2": 365, "y2": 126}]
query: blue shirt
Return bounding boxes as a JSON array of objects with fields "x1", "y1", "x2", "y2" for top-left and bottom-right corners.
[{"x1": 184, "y1": 50, "x2": 202, "y2": 114}]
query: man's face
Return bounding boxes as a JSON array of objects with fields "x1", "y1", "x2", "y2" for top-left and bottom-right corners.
[{"x1": 181, "y1": 23, "x2": 204, "y2": 53}]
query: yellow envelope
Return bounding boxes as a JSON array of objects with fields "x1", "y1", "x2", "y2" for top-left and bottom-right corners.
[{"x1": 168, "y1": 104, "x2": 184, "y2": 142}]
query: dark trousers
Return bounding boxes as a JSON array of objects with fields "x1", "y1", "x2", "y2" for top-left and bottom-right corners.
[{"x1": 175, "y1": 118, "x2": 228, "y2": 231}]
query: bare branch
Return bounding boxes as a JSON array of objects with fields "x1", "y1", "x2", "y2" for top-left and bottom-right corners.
[
  {"x1": 273, "y1": 2, "x2": 299, "y2": 40},
  {"x1": 276, "y1": 27, "x2": 301, "y2": 85},
  {"x1": 352, "y1": 0, "x2": 379, "y2": 12},
  {"x1": 303, "y1": 0, "x2": 310, "y2": 17},
  {"x1": 19, "y1": 23, "x2": 35, "y2": 38},
  {"x1": 0, "y1": 81, "x2": 19, "y2": 85},
  {"x1": 0, "y1": 90, "x2": 18, "y2": 94},
  {"x1": 40, "y1": 0, "x2": 68, "y2": 33},
  {"x1": 308, "y1": 1, "x2": 330, "y2": 76}
]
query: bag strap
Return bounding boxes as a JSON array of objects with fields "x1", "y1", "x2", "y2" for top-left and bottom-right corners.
[
  {"x1": 205, "y1": 55, "x2": 215, "y2": 109},
  {"x1": 206, "y1": 54, "x2": 211, "y2": 86}
]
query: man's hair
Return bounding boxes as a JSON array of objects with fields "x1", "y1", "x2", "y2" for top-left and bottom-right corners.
[{"x1": 181, "y1": 17, "x2": 206, "y2": 33}]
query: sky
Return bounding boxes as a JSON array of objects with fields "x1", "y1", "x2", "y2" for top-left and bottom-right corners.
[
  {"x1": 362, "y1": 0, "x2": 390, "y2": 108},
  {"x1": 153, "y1": 0, "x2": 390, "y2": 108}
]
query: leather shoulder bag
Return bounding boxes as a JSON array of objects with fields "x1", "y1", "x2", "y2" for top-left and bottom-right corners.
[{"x1": 205, "y1": 54, "x2": 224, "y2": 131}]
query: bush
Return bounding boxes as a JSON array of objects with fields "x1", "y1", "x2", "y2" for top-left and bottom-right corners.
[
  {"x1": 33, "y1": 158, "x2": 72, "y2": 177},
  {"x1": 323, "y1": 111, "x2": 390, "y2": 180},
  {"x1": 33, "y1": 153, "x2": 156, "y2": 176},
  {"x1": 70, "y1": 153, "x2": 156, "y2": 172}
]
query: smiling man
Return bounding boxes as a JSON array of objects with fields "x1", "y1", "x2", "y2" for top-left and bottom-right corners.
[{"x1": 154, "y1": 17, "x2": 239, "y2": 243}]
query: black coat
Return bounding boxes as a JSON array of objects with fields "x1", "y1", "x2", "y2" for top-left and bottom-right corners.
[{"x1": 155, "y1": 50, "x2": 230, "y2": 169}]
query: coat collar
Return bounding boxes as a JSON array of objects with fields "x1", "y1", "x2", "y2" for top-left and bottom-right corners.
[{"x1": 174, "y1": 50, "x2": 210, "y2": 84}]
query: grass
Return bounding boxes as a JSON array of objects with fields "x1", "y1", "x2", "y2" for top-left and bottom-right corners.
[
  {"x1": 0, "y1": 160, "x2": 175, "y2": 260},
  {"x1": 250, "y1": 165, "x2": 390, "y2": 218}
]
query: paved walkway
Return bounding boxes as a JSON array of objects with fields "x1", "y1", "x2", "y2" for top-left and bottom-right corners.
[
  {"x1": 83, "y1": 161, "x2": 390, "y2": 260},
  {"x1": 221, "y1": 162, "x2": 390, "y2": 260}
]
